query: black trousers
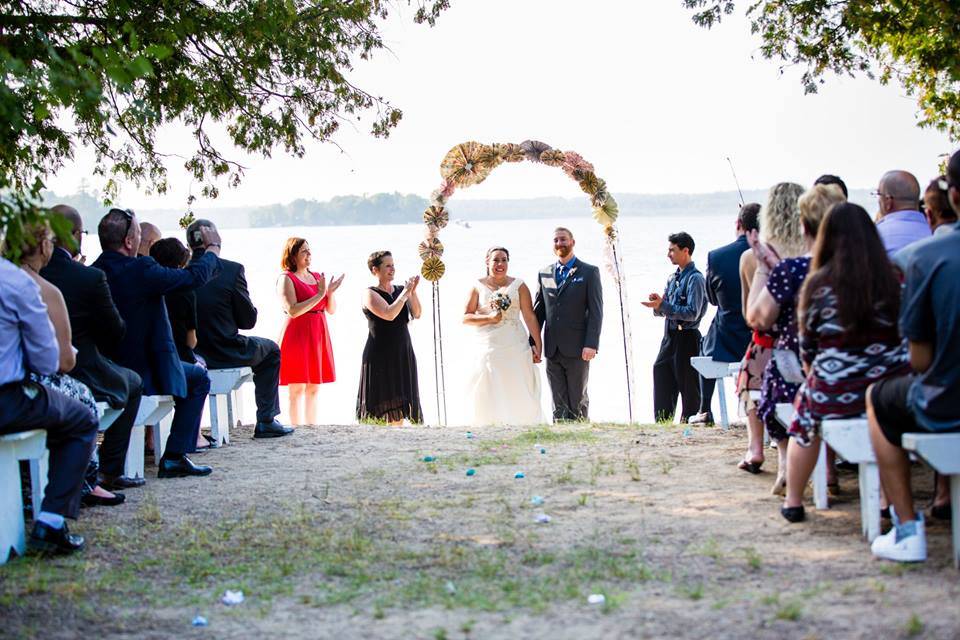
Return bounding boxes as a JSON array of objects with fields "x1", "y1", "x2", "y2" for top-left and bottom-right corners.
[
  {"x1": 204, "y1": 337, "x2": 281, "y2": 424},
  {"x1": 546, "y1": 353, "x2": 590, "y2": 421},
  {"x1": 0, "y1": 380, "x2": 97, "y2": 519},
  {"x1": 167, "y1": 362, "x2": 210, "y2": 456},
  {"x1": 653, "y1": 329, "x2": 701, "y2": 423},
  {"x1": 97, "y1": 365, "x2": 143, "y2": 478},
  {"x1": 698, "y1": 376, "x2": 717, "y2": 415}
]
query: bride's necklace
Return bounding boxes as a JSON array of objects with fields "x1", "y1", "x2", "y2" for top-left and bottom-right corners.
[{"x1": 488, "y1": 276, "x2": 509, "y2": 289}]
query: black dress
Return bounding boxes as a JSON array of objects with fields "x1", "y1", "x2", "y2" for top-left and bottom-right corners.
[{"x1": 356, "y1": 285, "x2": 423, "y2": 423}]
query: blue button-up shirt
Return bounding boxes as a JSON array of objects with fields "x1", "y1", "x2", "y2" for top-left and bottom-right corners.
[
  {"x1": 0, "y1": 257, "x2": 59, "y2": 385},
  {"x1": 654, "y1": 262, "x2": 708, "y2": 331},
  {"x1": 877, "y1": 209, "x2": 931, "y2": 256}
]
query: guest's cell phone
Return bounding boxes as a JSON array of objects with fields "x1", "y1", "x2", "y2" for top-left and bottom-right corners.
[{"x1": 191, "y1": 229, "x2": 203, "y2": 246}]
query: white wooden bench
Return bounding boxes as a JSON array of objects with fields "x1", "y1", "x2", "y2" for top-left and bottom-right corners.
[
  {"x1": 124, "y1": 395, "x2": 175, "y2": 480},
  {"x1": 689, "y1": 357, "x2": 737, "y2": 429},
  {"x1": 821, "y1": 418, "x2": 881, "y2": 541},
  {"x1": 95, "y1": 401, "x2": 122, "y2": 432},
  {"x1": 206, "y1": 367, "x2": 253, "y2": 446},
  {"x1": 901, "y1": 433, "x2": 960, "y2": 569},
  {"x1": 775, "y1": 403, "x2": 829, "y2": 510},
  {"x1": 0, "y1": 430, "x2": 47, "y2": 564}
]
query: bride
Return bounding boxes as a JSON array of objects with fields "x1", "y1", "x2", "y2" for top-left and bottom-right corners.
[{"x1": 462, "y1": 247, "x2": 548, "y2": 426}]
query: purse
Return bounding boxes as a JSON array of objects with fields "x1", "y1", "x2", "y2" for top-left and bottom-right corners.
[{"x1": 772, "y1": 348, "x2": 805, "y2": 384}]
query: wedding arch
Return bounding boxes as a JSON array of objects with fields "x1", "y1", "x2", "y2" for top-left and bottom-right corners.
[{"x1": 417, "y1": 140, "x2": 636, "y2": 425}]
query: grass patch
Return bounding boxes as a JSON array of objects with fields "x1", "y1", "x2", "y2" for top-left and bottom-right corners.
[
  {"x1": 743, "y1": 547, "x2": 762, "y2": 571},
  {"x1": 775, "y1": 601, "x2": 803, "y2": 621},
  {"x1": 904, "y1": 613, "x2": 924, "y2": 637},
  {"x1": 513, "y1": 427, "x2": 598, "y2": 445}
]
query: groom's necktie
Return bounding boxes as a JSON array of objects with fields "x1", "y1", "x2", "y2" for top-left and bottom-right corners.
[{"x1": 556, "y1": 263, "x2": 568, "y2": 288}]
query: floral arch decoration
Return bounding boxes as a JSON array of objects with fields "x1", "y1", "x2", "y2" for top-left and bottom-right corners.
[{"x1": 418, "y1": 140, "x2": 637, "y2": 425}]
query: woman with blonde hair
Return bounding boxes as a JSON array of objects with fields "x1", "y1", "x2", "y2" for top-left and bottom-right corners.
[
  {"x1": 745, "y1": 182, "x2": 846, "y2": 494},
  {"x1": 276, "y1": 237, "x2": 344, "y2": 425},
  {"x1": 735, "y1": 183, "x2": 805, "y2": 476}
]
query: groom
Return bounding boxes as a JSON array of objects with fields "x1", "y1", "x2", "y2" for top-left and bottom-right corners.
[{"x1": 534, "y1": 227, "x2": 603, "y2": 421}]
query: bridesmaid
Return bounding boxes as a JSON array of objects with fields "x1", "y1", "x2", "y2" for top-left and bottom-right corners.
[
  {"x1": 276, "y1": 237, "x2": 344, "y2": 425},
  {"x1": 357, "y1": 251, "x2": 423, "y2": 425}
]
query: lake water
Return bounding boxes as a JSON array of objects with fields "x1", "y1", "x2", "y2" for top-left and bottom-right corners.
[{"x1": 101, "y1": 214, "x2": 741, "y2": 426}]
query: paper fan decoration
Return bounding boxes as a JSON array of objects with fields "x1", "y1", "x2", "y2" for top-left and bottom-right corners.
[
  {"x1": 492, "y1": 142, "x2": 525, "y2": 163},
  {"x1": 562, "y1": 152, "x2": 594, "y2": 180},
  {"x1": 423, "y1": 205, "x2": 449, "y2": 228},
  {"x1": 440, "y1": 142, "x2": 494, "y2": 187},
  {"x1": 592, "y1": 194, "x2": 619, "y2": 227},
  {"x1": 540, "y1": 149, "x2": 566, "y2": 167},
  {"x1": 520, "y1": 139, "x2": 551, "y2": 162},
  {"x1": 591, "y1": 183, "x2": 610, "y2": 207},
  {"x1": 430, "y1": 179, "x2": 456, "y2": 206},
  {"x1": 421, "y1": 256, "x2": 446, "y2": 282},
  {"x1": 578, "y1": 172, "x2": 602, "y2": 196},
  {"x1": 418, "y1": 238, "x2": 444, "y2": 260}
]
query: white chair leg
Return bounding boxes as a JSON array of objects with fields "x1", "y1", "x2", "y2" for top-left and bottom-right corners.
[
  {"x1": 813, "y1": 440, "x2": 829, "y2": 510},
  {"x1": 28, "y1": 450, "x2": 48, "y2": 522},
  {"x1": 124, "y1": 425, "x2": 145, "y2": 479},
  {"x1": 234, "y1": 386, "x2": 246, "y2": 427},
  {"x1": 716, "y1": 379, "x2": 729, "y2": 430},
  {"x1": 209, "y1": 394, "x2": 230, "y2": 446},
  {"x1": 0, "y1": 447, "x2": 26, "y2": 564},
  {"x1": 860, "y1": 462, "x2": 881, "y2": 541},
  {"x1": 223, "y1": 394, "x2": 233, "y2": 444},
  {"x1": 951, "y1": 474, "x2": 960, "y2": 570}
]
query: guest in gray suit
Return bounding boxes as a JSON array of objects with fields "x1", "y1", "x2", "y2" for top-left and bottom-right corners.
[{"x1": 534, "y1": 227, "x2": 603, "y2": 421}]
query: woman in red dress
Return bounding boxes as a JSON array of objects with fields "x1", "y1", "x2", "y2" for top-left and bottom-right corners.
[{"x1": 276, "y1": 237, "x2": 344, "y2": 425}]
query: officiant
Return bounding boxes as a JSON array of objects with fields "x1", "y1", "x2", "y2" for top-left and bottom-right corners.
[{"x1": 643, "y1": 232, "x2": 708, "y2": 423}]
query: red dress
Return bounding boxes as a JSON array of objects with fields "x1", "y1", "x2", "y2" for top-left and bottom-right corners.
[{"x1": 279, "y1": 271, "x2": 336, "y2": 385}]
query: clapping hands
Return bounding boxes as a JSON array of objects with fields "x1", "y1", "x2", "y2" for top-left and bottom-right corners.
[
  {"x1": 327, "y1": 273, "x2": 345, "y2": 296},
  {"x1": 746, "y1": 229, "x2": 780, "y2": 271},
  {"x1": 404, "y1": 275, "x2": 420, "y2": 294}
]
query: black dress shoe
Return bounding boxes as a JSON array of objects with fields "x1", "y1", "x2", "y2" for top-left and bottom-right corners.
[
  {"x1": 157, "y1": 454, "x2": 213, "y2": 478},
  {"x1": 81, "y1": 491, "x2": 126, "y2": 507},
  {"x1": 254, "y1": 420, "x2": 295, "y2": 439},
  {"x1": 98, "y1": 474, "x2": 146, "y2": 490},
  {"x1": 780, "y1": 505, "x2": 806, "y2": 523},
  {"x1": 28, "y1": 521, "x2": 85, "y2": 555}
]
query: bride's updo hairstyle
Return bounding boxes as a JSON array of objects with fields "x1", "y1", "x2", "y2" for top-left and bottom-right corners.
[
  {"x1": 368, "y1": 250, "x2": 392, "y2": 274},
  {"x1": 486, "y1": 246, "x2": 509, "y2": 275}
]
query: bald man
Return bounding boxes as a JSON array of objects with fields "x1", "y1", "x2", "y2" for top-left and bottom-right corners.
[
  {"x1": 875, "y1": 170, "x2": 930, "y2": 256},
  {"x1": 138, "y1": 221, "x2": 161, "y2": 257}
]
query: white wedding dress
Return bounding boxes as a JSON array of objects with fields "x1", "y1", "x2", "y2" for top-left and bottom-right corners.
[{"x1": 466, "y1": 278, "x2": 548, "y2": 426}]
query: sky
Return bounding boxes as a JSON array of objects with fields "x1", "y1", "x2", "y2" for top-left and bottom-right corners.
[{"x1": 46, "y1": 0, "x2": 952, "y2": 210}]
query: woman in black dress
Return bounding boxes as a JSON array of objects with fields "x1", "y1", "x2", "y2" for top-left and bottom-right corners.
[{"x1": 357, "y1": 251, "x2": 423, "y2": 425}]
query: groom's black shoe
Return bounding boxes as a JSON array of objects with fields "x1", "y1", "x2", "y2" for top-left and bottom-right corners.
[
  {"x1": 254, "y1": 420, "x2": 294, "y2": 439},
  {"x1": 28, "y1": 521, "x2": 85, "y2": 555}
]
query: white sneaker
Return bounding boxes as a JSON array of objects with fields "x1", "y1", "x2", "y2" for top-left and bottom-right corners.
[{"x1": 871, "y1": 516, "x2": 927, "y2": 562}]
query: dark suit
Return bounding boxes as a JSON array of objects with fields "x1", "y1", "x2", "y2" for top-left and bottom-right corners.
[
  {"x1": 534, "y1": 258, "x2": 603, "y2": 421},
  {"x1": 92, "y1": 250, "x2": 219, "y2": 456},
  {"x1": 40, "y1": 248, "x2": 144, "y2": 477},
  {"x1": 698, "y1": 235, "x2": 752, "y2": 414},
  {"x1": 192, "y1": 253, "x2": 281, "y2": 424}
]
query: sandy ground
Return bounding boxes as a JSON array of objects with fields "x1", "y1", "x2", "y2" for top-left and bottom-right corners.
[{"x1": 2, "y1": 421, "x2": 959, "y2": 640}]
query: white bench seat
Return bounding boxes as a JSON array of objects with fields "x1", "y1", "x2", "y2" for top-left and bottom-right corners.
[
  {"x1": 95, "y1": 401, "x2": 123, "y2": 432},
  {"x1": 124, "y1": 395, "x2": 175, "y2": 480},
  {"x1": 690, "y1": 356, "x2": 737, "y2": 429},
  {"x1": 901, "y1": 432, "x2": 960, "y2": 569},
  {"x1": 0, "y1": 430, "x2": 47, "y2": 564},
  {"x1": 821, "y1": 418, "x2": 881, "y2": 541},
  {"x1": 206, "y1": 367, "x2": 253, "y2": 446}
]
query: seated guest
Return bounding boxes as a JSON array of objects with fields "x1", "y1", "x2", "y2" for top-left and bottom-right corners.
[
  {"x1": 0, "y1": 254, "x2": 98, "y2": 554},
  {"x1": 874, "y1": 170, "x2": 930, "y2": 255},
  {"x1": 150, "y1": 237, "x2": 215, "y2": 451},
  {"x1": 137, "y1": 222, "x2": 161, "y2": 257},
  {"x1": 186, "y1": 219, "x2": 293, "y2": 438},
  {"x1": 780, "y1": 203, "x2": 910, "y2": 522},
  {"x1": 642, "y1": 232, "x2": 708, "y2": 423},
  {"x1": 690, "y1": 203, "x2": 757, "y2": 428},
  {"x1": 922, "y1": 176, "x2": 957, "y2": 235},
  {"x1": 17, "y1": 222, "x2": 120, "y2": 507},
  {"x1": 357, "y1": 250, "x2": 423, "y2": 425},
  {"x1": 92, "y1": 208, "x2": 221, "y2": 478},
  {"x1": 747, "y1": 183, "x2": 845, "y2": 494},
  {"x1": 867, "y1": 150, "x2": 960, "y2": 561},
  {"x1": 40, "y1": 205, "x2": 145, "y2": 495}
]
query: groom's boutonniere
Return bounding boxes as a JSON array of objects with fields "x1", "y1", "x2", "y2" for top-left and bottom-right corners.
[{"x1": 492, "y1": 292, "x2": 512, "y2": 312}]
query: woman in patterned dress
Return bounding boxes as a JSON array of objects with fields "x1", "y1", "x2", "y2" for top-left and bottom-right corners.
[
  {"x1": 780, "y1": 203, "x2": 909, "y2": 522},
  {"x1": 746, "y1": 183, "x2": 846, "y2": 494}
]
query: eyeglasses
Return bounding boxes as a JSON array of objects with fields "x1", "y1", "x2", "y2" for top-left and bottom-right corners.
[
  {"x1": 870, "y1": 190, "x2": 892, "y2": 199},
  {"x1": 108, "y1": 208, "x2": 135, "y2": 238}
]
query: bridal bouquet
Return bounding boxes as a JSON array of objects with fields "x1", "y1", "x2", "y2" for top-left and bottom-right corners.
[{"x1": 492, "y1": 292, "x2": 512, "y2": 312}]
